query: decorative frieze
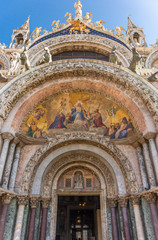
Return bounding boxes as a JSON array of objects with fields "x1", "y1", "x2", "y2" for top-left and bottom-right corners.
[{"x1": 144, "y1": 192, "x2": 157, "y2": 203}]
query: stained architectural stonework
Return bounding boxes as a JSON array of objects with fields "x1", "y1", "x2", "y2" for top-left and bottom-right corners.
[{"x1": 0, "y1": 1, "x2": 158, "y2": 240}]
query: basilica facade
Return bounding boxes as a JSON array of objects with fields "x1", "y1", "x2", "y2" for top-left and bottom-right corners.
[{"x1": 0, "y1": 1, "x2": 158, "y2": 240}]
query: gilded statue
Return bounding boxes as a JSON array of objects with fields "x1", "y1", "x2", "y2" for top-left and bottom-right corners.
[
  {"x1": 69, "y1": 20, "x2": 90, "y2": 34},
  {"x1": 83, "y1": 12, "x2": 93, "y2": 24},
  {"x1": 115, "y1": 26, "x2": 126, "y2": 39},
  {"x1": 51, "y1": 20, "x2": 61, "y2": 31},
  {"x1": 96, "y1": 20, "x2": 105, "y2": 31},
  {"x1": 64, "y1": 12, "x2": 74, "y2": 23},
  {"x1": 32, "y1": 27, "x2": 42, "y2": 40}
]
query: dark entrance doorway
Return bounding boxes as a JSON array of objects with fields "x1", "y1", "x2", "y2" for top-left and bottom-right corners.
[{"x1": 56, "y1": 196, "x2": 100, "y2": 240}]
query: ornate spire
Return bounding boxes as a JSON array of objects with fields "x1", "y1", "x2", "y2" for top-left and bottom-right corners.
[
  {"x1": 127, "y1": 16, "x2": 137, "y2": 29},
  {"x1": 74, "y1": 0, "x2": 83, "y2": 20},
  {"x1": 20, "y1": 16, "x2": 30, "y2": 31}
]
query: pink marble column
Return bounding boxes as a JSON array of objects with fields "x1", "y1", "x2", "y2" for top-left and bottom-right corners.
[
  {"x1": 27, "y1": 197, "x2": 39, "y2": 240},
  {"x1": 118, "y1": 196, "x2": 131, "y2": 240},
  {"x1": 144, "y1": 192, "x2": 158, "y2": 239},
  {"x1": 108, "y1": 197, "x2": 119, "y2": 240},
  {"x1": 0, "y1": 194, "x2": 13, "y2": 240},
  {"x1": 39, "y1": 198, "x2": 50, "y2": 240}
]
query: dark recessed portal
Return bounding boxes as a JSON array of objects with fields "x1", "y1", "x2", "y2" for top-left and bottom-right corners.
[{"x1": 56, "y1": 196, "x2": 100, "y2": 240}]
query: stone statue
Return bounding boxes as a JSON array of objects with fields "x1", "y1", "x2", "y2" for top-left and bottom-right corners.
[
  {"x1": 32, "y1": 27, "x2": 42, "y2": 40},
  {"x1": 83, "y1": 12, "x2": 93, "y2": 24},
  {"x1": 20, "y1": 47, "x2": 31, "y2": 71},
  {"x1": 129, "y1": 48, "x2": 141, "y2": 72},
  {"x1": 43, "y1": 47, "x2": 52, "y2": 63},
  {"x1": 9, "y1": 52, "x2": 20, "y2": 72},
  {"x1": 74, "y1": 0, "x2": 82, "y2": 20},
  {"x1": 64, "y1": 12, "x2": 74, "y2": 23},
  {"x1": 74, "y1": 171, "x2": 83, "y2": 188},
  {"x1": 109, "y1": 47, "x2": 118, "y2": 64}
]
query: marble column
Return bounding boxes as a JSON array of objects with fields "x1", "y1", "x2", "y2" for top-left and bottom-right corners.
[
  {"x1": 144, "y1": 192, "x2": 158, "y2": 239},
  {"x1": 9, "y1": 142, "x2": 23, "y2": 190},
  {"x1": 145, "y1": 133, "x2": 158, "y2": 184},
  {"x1": 27, "y1": 197, "x2": 39, "y2": 240},
  {"x1": 2, "y1": 137, "x2": 19, "y2": 189},
  {"x1": 39, "y1": 198, "x2": 50, "y2": 240},
  {"x1": 118, "y1": 196, "x2": 131, "y2": 240},
  {"x1": 131, "y1": 195, "x2": 145, "y2": 240},
  {"x1": 108, "y1": 197, "x2": 119, "y2": 240},
  {"x1": 133, "y1": 142, "x2": 149, "y2": 190},
  {"x1": 140, "y1": 138, "x2": 156, "y2": 188},
  {"x1": 0, "y1": 132, "x2": 14, "y2": 184},
  {"x1": 13, "y1": 195, "x2": 28, "y2": 240},
  {"x1": 0, "y1": 193, "x2": 14, "y2": 240}
]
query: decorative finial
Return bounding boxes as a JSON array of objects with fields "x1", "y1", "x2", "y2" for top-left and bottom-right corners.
[{"x1": 74, "y1": 0, "x2": 82, "y2": 20}]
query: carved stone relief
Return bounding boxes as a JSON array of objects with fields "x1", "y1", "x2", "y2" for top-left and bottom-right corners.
[{"x1": 19, "y1": 134, "x2": 138, "y2": 195}]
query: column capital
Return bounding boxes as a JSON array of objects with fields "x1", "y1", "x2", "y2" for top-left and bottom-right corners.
[
  {"x1": 143, "y1": 192, "x2": 157, "y2": 203},
  {"x1": 2, "y1": 193, "x2": 15, "y2": 204},
  {"x1": 17, "y1": 195, "x2": 28, "y2": 205},
  {"x1": 2, "y1": 132, "x2": 14, "y2": 141},
  {"x1": 138, "y1": 137, "x2": 146, "y2": 145},
  {"x1": 118, "y1": 195, "x2": 129, "y2": 207},
  {"x1": 144, "y1": 132, "x2": 157, "y2": 140},
  {"x1": 13, "y1": 137, "x2": 20, "y2": 145},
  {"x1": 132, "y1": 141, "x2": 141, "y2": 148},
  {"x1": 30, "y1": 196, "x2": 40, "y2": 208},
  {"x1": 41, "y1": 198, "x2": 51, "y2": 208},
  {"x1": 130, "y1": 194, "x2": 141, "y2": 205},
  {"x1": 107, "y1": 196, "x2": 118, "y2": 208}
]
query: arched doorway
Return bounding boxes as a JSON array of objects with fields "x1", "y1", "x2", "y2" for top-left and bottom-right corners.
[{"x1": 56, "y1": 168, "x2": 101, "y2": 240}]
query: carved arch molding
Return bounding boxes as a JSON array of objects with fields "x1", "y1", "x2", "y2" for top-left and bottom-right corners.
[
  {"x1": 0, "y1": 61, "x2": 158, "y2": 130},
  {"x1": 20, "y1": 133, "x2": 138, "y2": 195}
]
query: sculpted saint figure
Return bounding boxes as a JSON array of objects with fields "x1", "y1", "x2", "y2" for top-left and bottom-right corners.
[{"x1": 74, "y1": 0, "x2": 82, "y2": 20}]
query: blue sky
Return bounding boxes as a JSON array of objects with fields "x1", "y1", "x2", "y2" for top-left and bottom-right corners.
[{"x1": 0, "y1": 0, "x2": 158, "y2": 47}]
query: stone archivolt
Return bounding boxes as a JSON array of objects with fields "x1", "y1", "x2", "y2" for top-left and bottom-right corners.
[{"x1": 20, "y1": 134, "x2": 138, "y2": 195}]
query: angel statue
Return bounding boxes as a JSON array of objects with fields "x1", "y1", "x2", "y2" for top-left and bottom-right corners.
[
  {"x1": 96, "y1": 20, "x2": 105, "y2": 31},
  {"x1": 115, "y1": 26, "x2": 126, "y2": 39},
  {"x1": 32, "y1": 27, "x2": 42, "y2": 40},
  {"x1": 83, "y1": 12, "x2": 93, "y2": 24},
  {"x1": 64, "y1": 12, "x2": 74, "y2": 23},
  {"x1": 51, "y1": 20, "x2": 61, "y2": 31}
]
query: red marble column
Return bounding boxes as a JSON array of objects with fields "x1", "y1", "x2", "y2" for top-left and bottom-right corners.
[
  {"x1": 108, "y1": 197, "x2": 119, "y2": 240},
  {"x1": 39, "y1": 198, "x2": 50, "y2": 240},
  {"x1": 0, "y1": 193, "x2": 13, "y2": 240},
  {"x1": 27, "y1": 197, "x2": 39, "y2": 240},
  {"x1": 144, "y1": 192, "x2": 158, "y2": 239},
  {"x1": 118, "y1": 196, "x2": 131, "y2": 240}
]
